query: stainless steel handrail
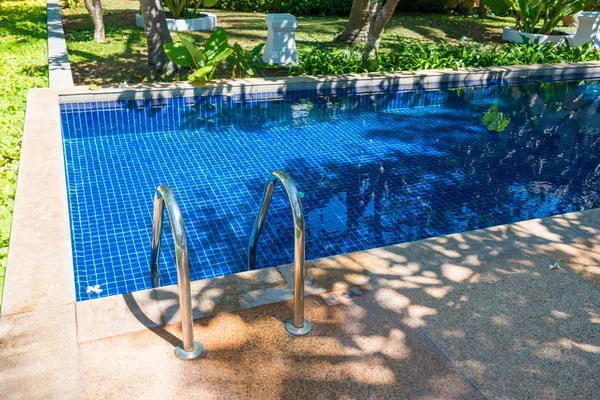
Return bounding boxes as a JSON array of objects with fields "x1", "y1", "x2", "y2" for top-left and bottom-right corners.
[
  {"x1": 150, "y1": 184, "x2": 204, "y2": 360},
  {"x1": 248, "y1": 170, "x2": 312, "y2": 336}
]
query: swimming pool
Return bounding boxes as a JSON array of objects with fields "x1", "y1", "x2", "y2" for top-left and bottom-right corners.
[{"x1": 60, "y1": 79, "x2": 600, "y2": 301}]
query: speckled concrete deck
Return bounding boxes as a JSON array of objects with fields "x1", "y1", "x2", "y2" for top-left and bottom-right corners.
[
  {"x1": 72, "y1": 210, "x2": 600, "y2": 400},
  {"x1": 79, "y1": 294, "x2": 483, "y2": 400},
  {"x1": 2, "y1": 209, "x2": 600, "y2": 399}
]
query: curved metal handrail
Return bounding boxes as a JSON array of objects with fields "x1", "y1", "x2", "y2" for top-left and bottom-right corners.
[
  {"x1": 248, "y1": 170, "x2": 312, "y2": 336},
  {"x1": 150, "y1": 184, "x2": 204, "y2": 360}
]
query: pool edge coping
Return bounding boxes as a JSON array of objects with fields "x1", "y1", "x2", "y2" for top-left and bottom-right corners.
[
  {"x1": 58, "y1": 60, "x2": 600, "y2": 103},
  {"x1": 47, "y1": 0, "x2": 74, "y2": 88}
]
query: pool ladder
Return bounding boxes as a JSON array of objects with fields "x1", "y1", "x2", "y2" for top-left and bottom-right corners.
[
  {"x1": 150, "y1": 170, "x2": 311, "y2": 360},
  {"x1": 248, "y1": 170, "x2": 312, "y2": 336},
  {"x1": 150, "y1": 185, "x2": 204, "y2": 360}
]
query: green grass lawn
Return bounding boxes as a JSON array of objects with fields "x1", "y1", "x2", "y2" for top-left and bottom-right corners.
[
  {"x1": 0, "y1": 0, "x2": 48, "y2": 310},
  {"x1": 62, "y1": 0, "x2": 517, "y2": 84}
]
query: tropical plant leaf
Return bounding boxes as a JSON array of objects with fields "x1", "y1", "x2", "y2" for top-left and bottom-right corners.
[
  {"x1": 249, "y1": 43, "x2": 265, "y2": 58},
  {"x1": 188, "y1": 65, "x2": 216, "y2": 81},
  {"x1": 164, "y1": 42, "x2": 193, "y2": 67},
  {"x1": 204, "y1": 28, "x2": 230, "y2": 61},
  {"x1": 178, "y1": 36, "x2": 206, "y2": 66},
  {"x1": 231, "y1": 43, "x2": 252, "y2": 73},
  {"x1": 210, "y1": 47, "x2": 234, "y2": 64}
]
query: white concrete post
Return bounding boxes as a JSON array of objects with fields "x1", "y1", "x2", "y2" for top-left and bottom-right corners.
[
  {"x1": 570, "y1": 11, "x2": 600, "y2": 48},
  {"x1": 263, "y1": 13, "x2": 298, "y2": 65}
]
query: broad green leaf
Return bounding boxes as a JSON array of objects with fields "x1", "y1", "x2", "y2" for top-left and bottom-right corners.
[
  {"x1": 250, "y1": 43, "x2": 265, "y2": 58},
  {"x1": 178, "y1": 36, "x2": 206, "y2": 66},
  {"x1": 188, "y1": 65, "x2": 215, "y2": 81},
  {"x1": 203, "y1": 0, "x2": 218, "y2": 6},
  {"x1": 210, "y1": 47, "x2": 234, "y2": 64},
  {"x1": 204, "y1": 28, "x2": 230, "y2": 61},
  {"x1": 164, "y1": 42, "x2": 193, "y2": 67},
  {"x1": 482, "y1": 104, "x2": 511, "y2": 133},
  {"x1": 251, "y1": 61, "x2": 271, "y2": 68},
  {"x1": 233, "y1": 42, "x2": 244, "y2": 57},
  {"x1": 238, "y1": 57, "x2": 253, "y2": 75}
]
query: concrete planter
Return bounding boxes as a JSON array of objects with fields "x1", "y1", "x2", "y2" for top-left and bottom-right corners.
[
  {"x1": 502, "y1": 27, "x2": 573, "y2": 45},
  {"x1": 135, "y1": 12, "x2": 217, "y2": 31},
  {"x1": 569, "y1": 12, "x2": 600, "y2": 48}
]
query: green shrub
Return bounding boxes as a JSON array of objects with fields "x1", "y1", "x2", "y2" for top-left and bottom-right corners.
[
  {"x1": 483, "y1": 0, "x2": 591, "y2": 34},
  {"x1": 209, "y1": 0, "x2": 273, "y2": 13},
  {"x1": 63, "y1": 0, "x2": 79, "y2": 9},
  {"x1": 206, "y1": 0, "x2": 477, "y2": 15},
  {"x1": 277, "y1": 0, "x2": 352, "y2": 16},
  {"x1": 207, "y1": 0, "x2": 352, "y2": 16},
  {"x1": 586, "y1": 0, "x2": 600, "y2": 9},
  {"x1": 209, "y1": 0, "x2": 351, "y2": 15},
  {"x1": 164, "y1": 0, "x2": 217, "y2": 19},
  {"x1": 289, "y1": 40, "x2": 600, "y2": 76},
  {"x1": 397, "y1": 0, "x2": 453, "y2": 13},
  {"x1": 165, "y1": 28, "x2": 267, "y2": 83}
]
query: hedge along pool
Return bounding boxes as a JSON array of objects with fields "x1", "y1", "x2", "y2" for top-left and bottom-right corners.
[{"x1": 60, "y1": 80, "x2": 600, "y2": 301}]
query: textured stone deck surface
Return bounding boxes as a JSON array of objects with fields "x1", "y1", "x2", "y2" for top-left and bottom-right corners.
[
  {"x1": 2, "y1": 210, "x2": 600, "y2": 399},
  {"x1": 79, "y1": 294, "x2": 482, "y2": 400}
]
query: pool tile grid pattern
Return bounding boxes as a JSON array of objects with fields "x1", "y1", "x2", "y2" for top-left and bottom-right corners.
[{"x1": 61, "y1": 81, "x2": 600, "y2": 300}]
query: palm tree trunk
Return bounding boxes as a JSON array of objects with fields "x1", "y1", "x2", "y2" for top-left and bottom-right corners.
[
  {"x1": 84, "y1": 0, "x2": 105, "y2": 43},
  {"x1": 139, "y1": 0, "x2": 174, "y2": 72}
]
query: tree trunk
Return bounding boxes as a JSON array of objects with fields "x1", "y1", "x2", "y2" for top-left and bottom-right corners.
[
  {"x1": 364, "y1": 0, "x2": 400, "y2": 59},
  {"x1": 513, "y1": 11, "x2": 523, "y2": 30},
  {"x1": 333, "y1": 0, "x2": 373, "y2": 44},
  {"x1": 139, "y1": 0, "x2": 174, "y2": 72},
  {"x1": 562, "y1": 14, "x2": 579, "y2": 28},
  {"x1": 477, "y1": 1, "x2": 486, "y2": 18},
  {"x1": 84, "y1": 0, "x2": 105, "y2": 43}
]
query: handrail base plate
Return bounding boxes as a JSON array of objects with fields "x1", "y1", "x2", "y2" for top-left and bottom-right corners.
[
  {"x1": 285, "y1": 319, "x2": 312, "y2": 336},
  {"x1": 174, "y1": 341, "x2": 205, "y2": 360}
]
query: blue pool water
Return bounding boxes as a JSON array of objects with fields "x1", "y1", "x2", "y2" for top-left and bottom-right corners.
[{"x1": 61, "y1": 80, "x2": 600, "y2": 301}]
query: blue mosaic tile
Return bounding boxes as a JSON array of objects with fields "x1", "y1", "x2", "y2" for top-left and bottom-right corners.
[{"x1": 60, "y1": 81, "x2": 600, "y2": 301}]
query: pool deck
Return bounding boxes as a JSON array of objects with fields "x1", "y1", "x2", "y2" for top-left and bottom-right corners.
[
  {"x1": 2, "y1": 69, "x2": 600, "y2": 399},
  {"x1": 2, "y1": 208, "x2": 599, "y2": 399}
]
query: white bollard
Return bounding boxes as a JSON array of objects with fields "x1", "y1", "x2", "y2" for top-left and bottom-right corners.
[
  {"x1": 263, "y1": 13, "x2": 298, "y2": 65},
  {"x1": 570, "y1": 11, "x2": 600, "y2": 48}
]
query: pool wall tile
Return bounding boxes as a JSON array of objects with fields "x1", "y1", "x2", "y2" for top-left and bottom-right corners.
[{"x1": 60, "y1": 80, "x2": 600, "y2": 301}]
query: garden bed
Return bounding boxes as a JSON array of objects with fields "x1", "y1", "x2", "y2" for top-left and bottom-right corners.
[
  {"x1": 60, "y1": 0, "x2": 515, "y2": 85},
  {"x1": 61, "y1": 0, "x2": 591, "y2": 86}
]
